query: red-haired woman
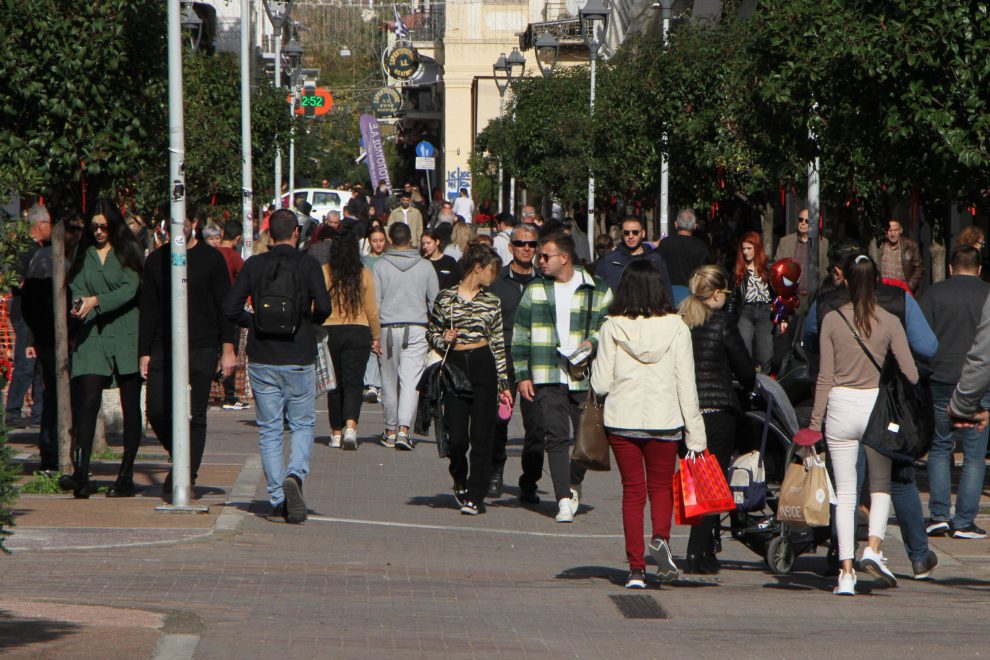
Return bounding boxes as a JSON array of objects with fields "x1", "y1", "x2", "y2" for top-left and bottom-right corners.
[{"x1": 729, "y1": 231, "x2": 774, "y2": 373}]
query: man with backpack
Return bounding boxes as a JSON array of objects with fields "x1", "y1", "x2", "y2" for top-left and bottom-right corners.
[{"x1": 224, "y1": 209, "x2": 332, "y2": 524}]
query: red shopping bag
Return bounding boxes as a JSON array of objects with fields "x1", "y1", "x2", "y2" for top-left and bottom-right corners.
[
  {"x1": 672, "y1": 470, "x2": 702, "y2": 526},
  {"x1": 681, "y1": 450, "x2": 735, "y2": 519}
]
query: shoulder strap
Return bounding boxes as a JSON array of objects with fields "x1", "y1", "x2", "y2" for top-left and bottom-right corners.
[
  {"x1": 835, "y1": 308, "x2": 882, "y2": 372},
  {"x1": 582, "y1": 281, "x2": 594, "y2": 340}
]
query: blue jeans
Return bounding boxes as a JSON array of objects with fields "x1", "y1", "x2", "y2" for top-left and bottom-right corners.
[
  {"x1": 248, "y1": 363, "x2": 316, "y2": 507},
  {"x1": 855, "y1": 446, "x2": 928, "y2": 562},
  {"x1": 928, "y1": 382, "x2": 990, "y2": 528},
  {"x1": 5, "y1": 315, "x2": 43, "y2": 421}
]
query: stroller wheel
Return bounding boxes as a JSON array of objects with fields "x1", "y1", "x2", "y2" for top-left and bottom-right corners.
[{"x1": 766, "y1": 536, "x2": 796, "y2": 575}]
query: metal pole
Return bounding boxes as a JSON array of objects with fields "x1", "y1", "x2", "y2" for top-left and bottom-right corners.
[
  {"x1": 807, "y1": 154, "x2": 821, "y2": 295},
  {"x1": 241, "y1": 0, "x2": 254, "y2": 258},
  {"x1": 509, "y1": 176, "x2": 516, "y2": 216},
  {"x1": 586, "y1": 53, "x2": 596, "y2": 260},
  {"x1": 288, "y1": 82, "x2": 296, "y2": 212},
  {"x1": 165, "y1": 0, "x2": 193, "y2": 509},
  {"x1": 658, "y1": 3, "x2": 671, "y2": 239},
  {"x1": 497, "y1": 92, "x2": 504, "y2": 214},
  {"x1": 273, "y1": 25, "x2": 283, "y2": 207}
]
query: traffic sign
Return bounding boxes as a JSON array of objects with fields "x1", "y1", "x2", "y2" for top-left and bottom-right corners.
[
  {"x1": 288, "y1": 86, "x2": 333, "y2": 117},
  {"x1": 415, "y1": 141, "x2": 435, "y2": 158},
  {"x1": 416, "y1": 157, "x2": 436, "y2": 170}
]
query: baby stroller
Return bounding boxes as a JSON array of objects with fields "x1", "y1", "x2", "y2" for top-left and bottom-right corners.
[{"x1": 727, "y1": 375, "x2": 832, "y2": 575}]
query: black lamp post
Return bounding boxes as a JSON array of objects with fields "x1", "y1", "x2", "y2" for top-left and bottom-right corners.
[
  {"x1": 181, "y1": 2, "x2": 203, "y2": 52},
  {"x1": 535, "y1": 31, "x2": 559, "y2": 78}
]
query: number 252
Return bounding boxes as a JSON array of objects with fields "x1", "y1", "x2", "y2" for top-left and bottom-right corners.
[{"x1": 301, "y1": 96, "x2": 324, "y2": 107}]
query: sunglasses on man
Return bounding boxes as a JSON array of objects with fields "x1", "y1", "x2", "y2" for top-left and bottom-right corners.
[{"x1": 511, "y1": 240, "x2": 537, "y2": 248}]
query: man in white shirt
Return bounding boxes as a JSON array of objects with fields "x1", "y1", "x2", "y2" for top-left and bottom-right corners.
[
  {"x1": 492, "y1": 213, "x2": 514, "y2": 265},
  {"x1": 452, "y1": 187, "x2": 474, "y2": 223}
]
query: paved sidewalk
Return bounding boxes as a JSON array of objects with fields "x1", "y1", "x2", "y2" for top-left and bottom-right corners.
[{"x1": 3, "y1": 401, "x2": 990, "y2": 658}]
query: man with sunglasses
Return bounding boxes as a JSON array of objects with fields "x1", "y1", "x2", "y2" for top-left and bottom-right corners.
[
  {"x1": 489, "y1": 224, "x2": 544, "y2": 502},
  {"x1": 596, "y1": 217, "x2": 673, "y2": 302},
  {"x1": 775, "y1": 208, "x2": 829, "y2": 306},
  {"x1": 512, "y1": 232, "x2": 612, "y2": 522}
]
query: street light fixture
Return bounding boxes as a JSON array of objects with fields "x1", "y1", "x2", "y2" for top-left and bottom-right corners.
[
  {"x1": 263, "y1": 0, "x2": 296, "y2": 207},
  {"x1": 283, "y1": 36, "x2": 304, "y2": 70},
  {"x1": 283, "y1": 34, "x2": 305, "y2": 214},
  {"x1": 654, "y1": 0, "x2": 673, "y2": 238},
  {"x1": 506, "y1": 47, "x2": 526, "y2": 84},
  {"x1": 535, "y1": 31, "x2": 559, "y2": 78},
  {"x1": 181, "y1": 2, "x2": 203, "y2": 52},
  {"x1": 492, "y1": 53, "x2": 510, "y2": 95},
  {"x1": 579, "y1": 0, "x2": 609, "y2": 258}
]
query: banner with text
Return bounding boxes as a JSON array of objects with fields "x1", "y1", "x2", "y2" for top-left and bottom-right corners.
[{"x1": 359, "y1": 114, "x2": 392, "y2": 191}]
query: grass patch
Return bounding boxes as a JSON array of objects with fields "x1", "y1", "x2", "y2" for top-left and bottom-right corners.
[
  {"x1": 20, "y1": 471, "x2": 65, "y2": 495},
  {"x1": 92, "y1": 447, "x2": 122, "y2": 461}
]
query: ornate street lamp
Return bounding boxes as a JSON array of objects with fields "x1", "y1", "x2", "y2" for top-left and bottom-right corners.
[
  {"x1": 506, "y1": 47, "x2": 526, "y2": 85},
  {"x1": 535, "y1": 31, "x2": 559, "y2": 78},
  {"x1": 492, "y1": 53, "x2": 510, "y2": 96},
  {"x1": 181, "y1": 2, "x2": 203, "y2": 52}
]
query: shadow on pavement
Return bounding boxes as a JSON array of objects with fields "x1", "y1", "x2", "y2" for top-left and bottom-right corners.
[
  {"x1": 0, "y1": 611, "x2": 79, "y2": 651},
  {"x1": 555, "y1": 565, "x2": 628, "y2": 586}
]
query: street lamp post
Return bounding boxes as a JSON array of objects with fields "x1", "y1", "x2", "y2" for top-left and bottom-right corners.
[
  {"x1": 263, "y1": 1, "x2": 295, "y2": 208},
  {"x1": 240, "y1": 0, "x2": 254, "y2": 257},
  {"x1": 656, "y1": 0, "x2": 673, "y2": 239},
  {"x1": 580, "y1": 0, "x2": 609, "y2": 260},
  {"x1": 535, "y1": 31, "x2": 559, "y2": 79},
  {"x1": 492, "y1": 53, "x2": 509, "y2": 215},
  {"x1": 506, "y1": 48, "x2": 526, "y2": 216},
  {"x1": 181, "y1": 2, "x2": 203, "y2": 52},
  {"x1": 283, "y1": 35, "x2": 304, "y2": 215}
]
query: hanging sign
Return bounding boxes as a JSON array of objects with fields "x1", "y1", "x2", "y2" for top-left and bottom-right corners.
[
  {"x1": 386, "y1": 45, "x2": 420, "y2": 80},
  {"x1": 372, "y1": 87, "x2": 403, "y2": 116}
]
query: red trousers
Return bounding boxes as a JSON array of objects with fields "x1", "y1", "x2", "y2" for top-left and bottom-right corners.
[{"x1": 608, "y1": 434, "x2": 679, "y2": 571}]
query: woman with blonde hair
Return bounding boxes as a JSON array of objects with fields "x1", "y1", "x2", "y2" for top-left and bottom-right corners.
[
  {"x1": 444, "y1": 222, "x2": 475, "y2": 262},
  {"x1": 678, "y1": 264, "x2": 756, "y2": 573}
]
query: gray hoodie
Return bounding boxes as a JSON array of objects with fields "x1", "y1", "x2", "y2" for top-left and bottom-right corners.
[{"x1": 374, "y1": 248, "x2": 440, "y2": 325}]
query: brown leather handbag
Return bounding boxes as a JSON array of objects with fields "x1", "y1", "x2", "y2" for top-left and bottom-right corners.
[{"x1": 572, "y1": 388, "x2": 610, "y2": 471}]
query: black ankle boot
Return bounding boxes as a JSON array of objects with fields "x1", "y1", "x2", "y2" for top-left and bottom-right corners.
[
  {"x1": 106, "y1": 451, "x2": 137, "y2": 498},
  {"x1": 61, "y1": 447, "x2": 92, "y2": 498},
  {"x1": 685, "y1": 554, "x2": 719, "y2": 575},
  {"x1": 487, "y1": 465, "x2": 504, "y2": 498}
]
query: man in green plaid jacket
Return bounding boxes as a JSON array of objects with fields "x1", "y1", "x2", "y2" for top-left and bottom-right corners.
[{"x1": 512, "y1": 233, "x2": 612, "y2": 522}]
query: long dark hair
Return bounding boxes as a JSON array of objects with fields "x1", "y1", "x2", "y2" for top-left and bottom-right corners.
[
  {"x1": 69, "y1": 197, "x2": 145, "y2": 280},
  {"x1": 328, "y1": 230, "x2": 365, "y2": 319},
  {"x1": 608, "y1": 259, "x2": 673, "y2": 318},
  {"x1": 460, "y1": 240, "x2": 502, "y2": 279},
  {"x1": 843, "y1": 254, "x2": 879, "y2": 339}
]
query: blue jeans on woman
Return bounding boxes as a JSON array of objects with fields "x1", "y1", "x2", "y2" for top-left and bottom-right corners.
[
  {"x1": 927, "y1": 382, "x2": 990, "y2": 528},
  {"x1": 248, "y1": 363, "x2": 316, "y2": 507}
]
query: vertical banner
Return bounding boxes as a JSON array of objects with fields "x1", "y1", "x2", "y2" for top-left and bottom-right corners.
[{"x1": 359, "y1": 114, "x2": 392, "y2": 190}]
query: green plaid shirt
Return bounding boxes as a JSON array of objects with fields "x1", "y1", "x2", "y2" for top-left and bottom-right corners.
[{"x1": 511, "y1": 269, "x2": 612, "y2": 390}]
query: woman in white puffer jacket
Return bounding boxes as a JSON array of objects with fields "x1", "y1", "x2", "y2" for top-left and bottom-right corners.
[{"x1": 591, "y1": 260, "x2": 706, "y2": 590}]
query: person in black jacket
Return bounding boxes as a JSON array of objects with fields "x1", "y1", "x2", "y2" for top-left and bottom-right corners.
[
  {"x1": 224, "y1": 209, "x2": 332, "y2": 524},
  {"x1": 596, "y1": 217, "x2": 674, "y2": 302},
  {"x1": 139, "y1": 216, "x2": 238, "y2": 499},
  {"x1": 679, "y1": 264, "x2": 756, "y2": 574}
]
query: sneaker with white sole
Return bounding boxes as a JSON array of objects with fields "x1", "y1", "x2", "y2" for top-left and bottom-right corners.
[
  {"x1": 222, "y1": 399, "x2": 251, "y2": 410},
  {"x1": 330, "y1": 434, "x2": 342, "y2": 449},
  {"x1": 860, "y1": 547, "x2": 897, "y2": 587},
  {"x1": 950, "y1": 523, "x2": 987, "y2": 539},
  {"x1": 556, "y1": 498, "x2": 575, "y2": 523},
  {"x1": 648, "y1": 536, "x2": 679, "y2": 583},
  {"x1": 380, "y1": 431, "x2": 396, "y2": 448},
  {"x1": 925, "y1": 519, "x2": 950, "y2": 537},
  {"x1": 912, "y1": 551, "x2": 939, "y2": 580},
  {"x1": 363, "y1": 387, "x2": 380, "y2": 404},
  {"x1": 570, "y1": 485, "x2": 582, "y2": 514},
  {"x1": 342, "y1": 428, "x2": 358, "y2": 450},
  {"x1": 833, "y1": 569, "x2": 857, "y2": 596},
  {"x1": 460, "y1": 501, "x2": 481, "y2": 515},
  {"x1": 395, "y1": 431, "x2": 414, "y2": 451},
  {"x1": 625, "y1": 569, "x2": 647, "y2": 589}
]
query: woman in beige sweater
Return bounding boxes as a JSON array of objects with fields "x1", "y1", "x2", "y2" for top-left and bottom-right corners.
[
  {"x1": 809, "y1": 255, "x2": 918, "y2": 596},
  {"x1": 323, "y1": 231, "x2": 381, "y2": 449}
]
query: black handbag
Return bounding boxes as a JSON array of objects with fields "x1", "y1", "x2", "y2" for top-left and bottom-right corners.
[{"x1": 835, "y1": 310, "x2": 933, "y2": 461}]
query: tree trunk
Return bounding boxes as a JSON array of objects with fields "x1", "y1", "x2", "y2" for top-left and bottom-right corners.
[
  {"x1": 761, "y1": 202, "x2": 775, "y2": 257},
  {"x1": 52, "y1": 220, "x2": 73, "y2": 472}
]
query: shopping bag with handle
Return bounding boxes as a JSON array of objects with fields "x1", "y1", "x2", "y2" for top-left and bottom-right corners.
[{"x1": 681, "y1": 450, "x2": 736, "y2": 519}]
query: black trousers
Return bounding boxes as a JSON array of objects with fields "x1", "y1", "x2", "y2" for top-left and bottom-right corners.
[
  {"x1": 492, "y1": 373, "x2": 544, "y2": 492},
  {"x1": 34, "y1": 344, "x2": 58, "y2": 469},
  {"x1": 327, "y1": 325, "x2": 372, "y2": 429},
  {"x1": 71, "y1": 370, "x2": 143, "y2": 479},
  {"x1": 146, "y1": 346, "x2": 219, "y2": 482},
  {"x1": 444, "y1": 347, "x2": 497, "y2": 504},
  {"x1": 222, "y1": 334, "x2": 240, "y2": 403},
  {"x1": 534, "y1": 385, "x2": 588, "y2": 501},
  {"x1": 686, "y1": 410, "x2": 737, "y2": 556}
]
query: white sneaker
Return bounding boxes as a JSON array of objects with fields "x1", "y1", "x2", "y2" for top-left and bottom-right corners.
[
  {"x1": 380, "y1": 432, "x2": 396, "y2": 448},
  {"x1": 860, "y1": 547, "x2": 897, "y2": 587},
  {"x1": 330, "y1": 434, "x2": 342, "y2": 449},
  {"x1": 833, "y1": 569, "x2": 857, "y2": 596},
  {"x1": 570, "y1": 486, "x2": 581, "y2": 515},
  {"x1": 342, "y1": 428, "x2": 358, "y2": 450},
  {"x1": 556, "y1": 498, "x2": 575, "y2": 523}
]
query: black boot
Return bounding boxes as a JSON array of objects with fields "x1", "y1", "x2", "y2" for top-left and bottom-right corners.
[
  {"x1": 60, "y1": 446, "x2": 92, "y2": 499},
  {"x1": 106, "y1": 450, "x2": 137, "y2": 498},
  {"x1": 487, "y1": 465, "x2": 504, "y2": 499}
]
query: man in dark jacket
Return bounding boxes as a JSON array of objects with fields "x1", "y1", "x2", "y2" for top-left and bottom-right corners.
[
  {"x1": 224, "y1": 209, "x2": 332, "y2": 523},
  {"x1": 139, "y1": 216, "x2": 238, "y2": 497},
  {"x1": 596, "y1": 217, "x2": 674, "y2": 301},
  {"x1": 658, "y1": 209, "x2": 709, "y2": 288},
  {"x1": 488, "y1": 224, "x2": 544, "y2": 502},
  {"x1": 920, "y1": 245, "x2": 990, "y2": 539}
]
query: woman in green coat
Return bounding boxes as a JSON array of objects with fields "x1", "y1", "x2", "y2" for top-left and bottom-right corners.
[{"x1": 58, "y1": 199, "x2": 145, "y2": 498}]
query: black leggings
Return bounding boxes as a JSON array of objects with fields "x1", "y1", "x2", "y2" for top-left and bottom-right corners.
[
  {"x1": 327, "y1": 325, "x2": 372, "y2": 429},
  {"x1": 72, "y1": 371, "x2": 143, "y2": 469},
  {"x1": 443, "y1": 347, "x2": 497, "y2": 504},
  {"x1": 686, "y1": 411, "x2": 737, "y2": 556}
]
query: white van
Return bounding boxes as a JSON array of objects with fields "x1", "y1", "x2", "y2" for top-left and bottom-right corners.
[{"x1": 274, "y1": 188, "x2": 352, "y2": 221}]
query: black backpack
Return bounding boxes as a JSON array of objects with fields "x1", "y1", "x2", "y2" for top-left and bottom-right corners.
[{"x1": 255, "y1": 250, "x2": 305, "y2": 335}]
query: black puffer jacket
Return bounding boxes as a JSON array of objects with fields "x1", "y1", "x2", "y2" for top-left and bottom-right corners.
[{"x1": 690, "y1": 308, "x2": 757, "y2": 412}]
